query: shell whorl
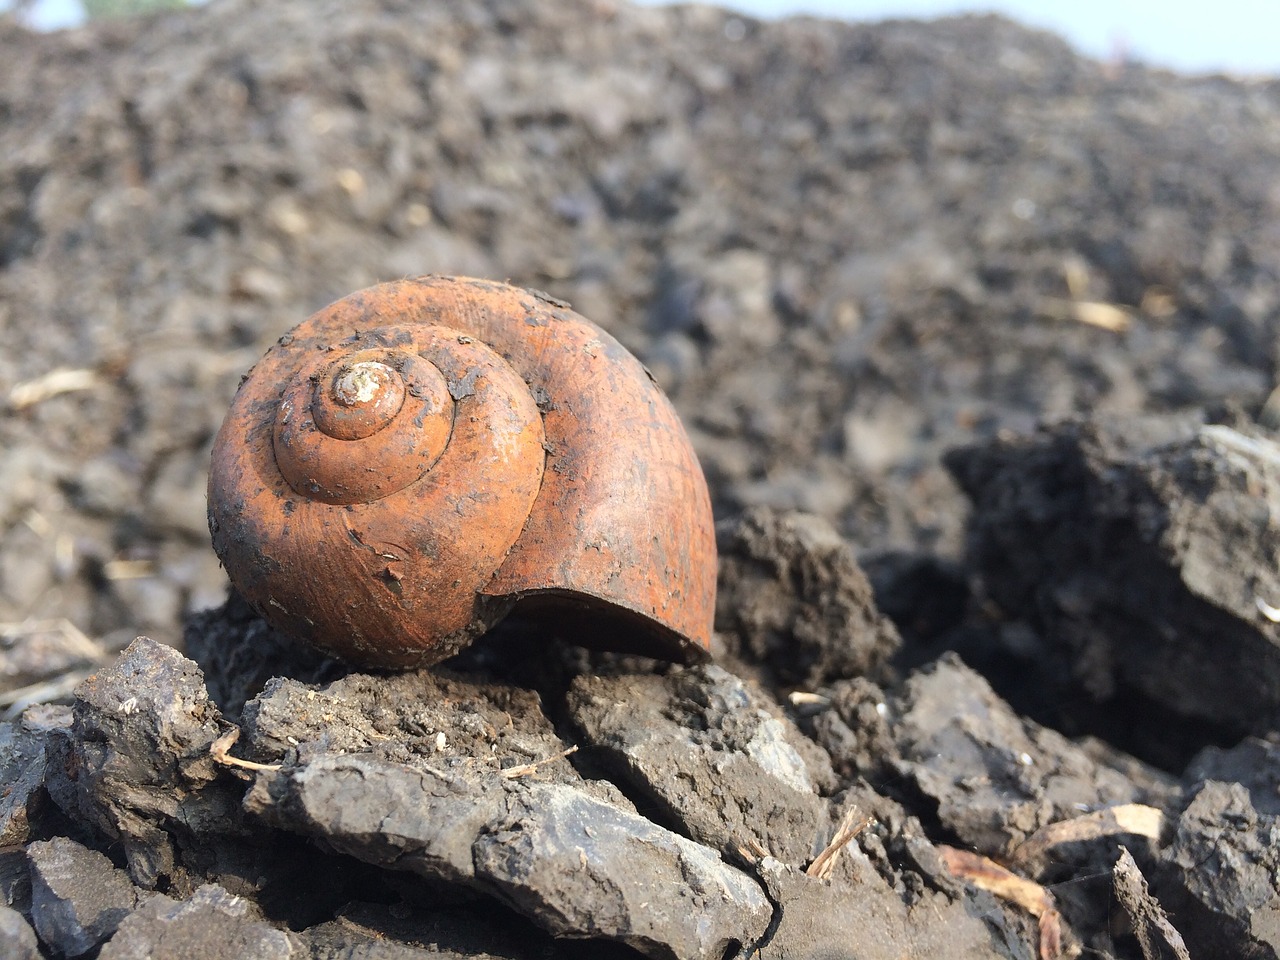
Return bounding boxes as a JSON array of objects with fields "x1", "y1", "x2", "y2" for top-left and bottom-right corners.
[{"x1": 208, "y1": 276, "x2": 716, "y2": 668}]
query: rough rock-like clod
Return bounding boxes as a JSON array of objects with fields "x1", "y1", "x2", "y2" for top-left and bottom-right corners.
[
  {"x1": 1160, "y1": 781, "x2": 1280, "y2": 959},
  {"x1": 750, "y1": 858, "x2": 1014, "y2": 960},
  {"x1": 98, "y1": 884, "x2": 303, "y2": 960},
  {"x1": 946, "y1": 414, "x2": 1280, "y2": 737},
  {"x1": 238, "y1": 668, "x2": 594, "y2": 889},
  {"x1": 889, "y1": 655, "x2": 1174, "y2": 858},
  {"x1": 245, "y1": 752, "x2": 507, "y2": 890},
  {"x1": 714, "y1": 508, "x2": 900, "y2": 689},
  {"x1": 568, "y1": 664, "x2": 835, "y2": 864},
  {"x1": 0, "y1": 902, "x2": 40, "y2": 960},
  {"x1": 804, "y1": 675, "x2": 898, "y2": 782},
  {"x1": 473, "y1": 782, "x2": 771, "y2": 959},
  {"x1": 568, "y1": 663, "x2": 1035, "y2": 955},
  {"x1": 240, "y1": 669, "x2": 770, "y2": 960},
  {"x1": 27, "y1": 836, "x2": 142, "y2": 957},
  {"x1": 43, "y1": 637, "x2": 243, "y2": 889},
  {"x1": 0, "y1": 721, "x2": 50, "y2": 845},
  {"x1": 1184, "y1": 736, "x2": 1280, "y2": 816}
]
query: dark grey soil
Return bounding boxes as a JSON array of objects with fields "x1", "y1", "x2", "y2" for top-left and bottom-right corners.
[{"x1": 3, "y1": 0, "x2": 1280, "y2": 958}]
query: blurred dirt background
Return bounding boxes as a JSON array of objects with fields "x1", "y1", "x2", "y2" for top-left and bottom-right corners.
[
  {"x1": 2, "y1": 0, "x2": 1276, "y2": 658},
  {"x1": 3, "y1": 1, "x2": 1280, "y2": 957}
]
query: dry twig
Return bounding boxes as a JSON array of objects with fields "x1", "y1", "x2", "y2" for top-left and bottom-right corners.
[
  {"x1": 735, "y1": 837, "x2": 770, "y2": 865},
  {"x1": 939, "y1": 846, "x2": 1064, "y2": 960},
  {"x1": 1113, "y1": 846, "x2": 1190, "y2": 960},
  {"x1": 1011, "y1": 803, "x2": 1163, "y2": 870},
  {"x1": 1038, "y1": 297, "x2": 1133, "y2": 333},
  {"x1": 500, "y1": 744, "x2": 579, "y2": 779},
  {"x1": 8, "y1": 368, "x2": 100, "y2": 410},
  {"x1": 0, "y1": 671, "x2": 94, "y2": 721},
  {"x1": 806, "y1": 807, "x2": 874, "y2": 880},
  {"x1": 210, "y1": 727, "x2": 281, "y2": 773}
]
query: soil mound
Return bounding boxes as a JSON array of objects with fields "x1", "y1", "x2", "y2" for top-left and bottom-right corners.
[{"x1": 3, "y1": 1, "x2": 1280, "y2": 957}]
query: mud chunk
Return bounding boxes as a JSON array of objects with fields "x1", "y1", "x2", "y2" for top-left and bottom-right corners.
[
  {"x1": 246, "y1": 754, "x2": 768, "y2": 960},
  {"x1": 0, "y1": 721, "x2": 50, "y2": 844},
  {"x1": 751, "y1": 858, "x2": 1016, "y2": 960},
  {"x1": 184, "y1": 591, "x2": 340, "y2": 720},
  {"x1": 474, "y1": 782, "x2": 771, "y2": 960},
  {"x1": 0, "y1": 903, "x2": 39, "y2": 960},
  {"x1": 890, "y1": 655, "x2": 1165, "y2": 858},
  {"x1": 805, "y1": 676, "x2": 897, "y2": 782},
  {"x1": 240, "y1": 668, "x2": 765, "y2": 959},
  {"x1": 43, "y1": 637, "x2": 235, "y2": 888},
  {"x1": 245, "y1": 753, "x2": 503, "y2": 889},
  {"x1": 1184, "y1": 737, "x2": 1280, "y2": 816},
  {"x1": 240, "y1": 670, "x2": 586, "y2": 890},
  {"x1": 240, "y1": 669, "x2": 568, "y2": 774},
  {"x1": 27, "y1": 836, "x2": 141, "y2": 958},
  {"x1": 569, "y1": 664, "x2": 834, "y2": 864},
  {"x1": 0, "y1": 845, "x2": 32, "y2": 916},
  {"x1": 239, "y1": 667, "x2": 598, "y2": 882},
  {"x1": 715, "y1": 507, "x2": 900, "y2": 688},
  {"x1": 303, "y1": 901, "x2": 587, "y2": 960},
  {"x1": 98, "y1": 883, "x2": 302, "y2": 960},
  {"x1": 1161, "y1": 781, "x2": 1280, "y2": 959},
  {"x1": 947, "y1": 414, "x2": 1280, "y2": 734}
]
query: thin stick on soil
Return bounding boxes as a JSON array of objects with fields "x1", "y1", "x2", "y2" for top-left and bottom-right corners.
[
  {"x1": 500, "y1": 744, "x2": 579, "y2": 779},
  {"x1": 938, "y1": 846, "x2": 1064, "y2": 960},
  {"x1": 0, "y1": 670, "x2": 94, "y2": 721},
  {"x1": 1010, "y1": 803, "x2": 1163, "y2": 870},
  {"x1": 210, "y1": 726, "x2": 282, "y2": 773},
  {"x1": 806, "y1": 806, "x2": 875, "y2": 880}
]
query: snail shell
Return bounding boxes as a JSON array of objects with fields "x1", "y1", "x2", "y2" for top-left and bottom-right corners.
[{"x1": 207, "y1": 276, "x2": 715, "y2": 669}]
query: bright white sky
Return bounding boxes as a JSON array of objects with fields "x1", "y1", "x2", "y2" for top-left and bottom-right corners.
[
  {"x1": 19, "y1": 0, "x2": 1280, "y2": 76},
  {"x1": 638, "y1": 0, "x2": 1278, "y2": 74}
]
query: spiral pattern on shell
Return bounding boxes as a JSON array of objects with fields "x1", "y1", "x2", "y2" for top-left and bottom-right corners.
[{"x1": 207, "y1": 276, "x2": 716, "y2": 668}]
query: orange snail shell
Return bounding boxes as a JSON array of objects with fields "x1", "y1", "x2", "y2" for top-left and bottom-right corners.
[{"x1": 207, "y1": 276, "x2": 716, "y2": 669}]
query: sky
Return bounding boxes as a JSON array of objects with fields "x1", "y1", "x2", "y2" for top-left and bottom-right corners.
[{"x1": 15, "y1": 0, "x2": 1280, "y2": 77}]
